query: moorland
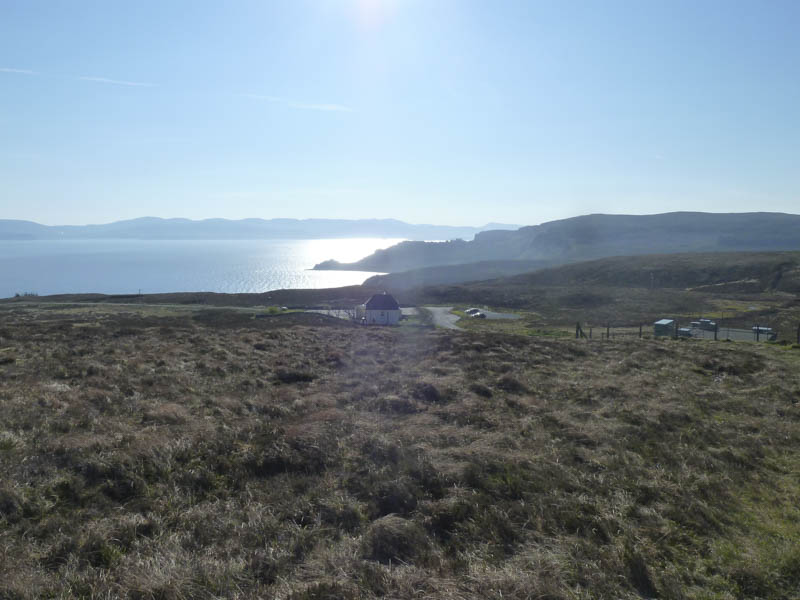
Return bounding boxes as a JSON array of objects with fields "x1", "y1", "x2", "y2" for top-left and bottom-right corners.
[
  {"x1": 2, "y1": 250, "x2": 800, "y2": 598},
  {"x1": 2, "y1": 248, "x2": 800, "y2": 598}
]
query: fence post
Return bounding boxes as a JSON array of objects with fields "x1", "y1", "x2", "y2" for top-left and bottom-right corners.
[
  {"x1": 756, "y1": 324, "x2": 760, "y2": 342},
  {"x1": 714, "y1": 322, "x2": 718, "y2": 341},
  {"x1": 606, "y1": 323, "x2": 610, "y2": 340},
  {"x1": 639, "y1": 323, "x2": 642, "y2": 338},
  {"x1": 576, "y1": 322, "x2": 580, "y2": 339},
  {"x1": 797, "y1": 323, "x2": 800, "y2": 345},
  {"x1": 674, "y1": 320, "x2": 678, "y2": 339},
  {"x1": 589, "y1": 327, "x2": 592, "y2": 339}
]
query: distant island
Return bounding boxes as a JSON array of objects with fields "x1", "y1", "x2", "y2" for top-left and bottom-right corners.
[
  {"x1": 0, "y1": 217, "x2": 520, "y2": 242},
  {"x1": 314, "y1": 211, "x2": 800, "y2": 275}
]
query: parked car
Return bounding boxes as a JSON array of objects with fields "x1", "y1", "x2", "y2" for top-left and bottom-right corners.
[
  {"x1": 699, "y1": 319, "x2": 716, "y2": 331},
  {"x1": 465, "y1": 308, "x2": 480, "y2": 315},
  {"x1": 751, "y1": 326, "x2": 776, "y2": 340},
  {"x1": 472, "y1": 312, "x2": 486, "y2": 318}
]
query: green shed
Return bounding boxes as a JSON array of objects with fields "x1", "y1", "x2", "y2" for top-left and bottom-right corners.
[{"x1": 654, "y1": 318, "x2": 675, "y2": 337}]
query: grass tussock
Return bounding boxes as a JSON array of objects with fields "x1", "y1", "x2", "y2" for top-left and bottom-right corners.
[{"x1": 0, "y1": 303, "x2": 799, "y2": 598}]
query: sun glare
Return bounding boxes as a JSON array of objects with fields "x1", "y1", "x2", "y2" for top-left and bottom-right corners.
[{"x1": 355, "y1": 0, "x2": 398, "y2": 30}]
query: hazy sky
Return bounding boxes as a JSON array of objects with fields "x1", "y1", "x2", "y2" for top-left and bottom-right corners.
[{"x1": 1, "y1": 0, "x2": 799, "y2": 226}]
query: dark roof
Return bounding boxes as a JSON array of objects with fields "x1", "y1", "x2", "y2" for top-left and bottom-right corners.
[{"x1": 365, "y1": 293, "x2": 400, "y2": 310}]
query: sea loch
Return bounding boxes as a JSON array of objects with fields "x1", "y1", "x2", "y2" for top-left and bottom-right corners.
[{"x1": 0, "y1": 238, "x2": 402, "y2": 299}]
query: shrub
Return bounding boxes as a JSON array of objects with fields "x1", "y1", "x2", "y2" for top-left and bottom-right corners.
[
  {"x1": 361, "y1": 515, "x2": 430, "y2": 564},
  {"x1": 469, "y1": 382, "x2": 493, "y2": 398},
  {"x1": 288, "y1": 581, "x2": 359, "y2": 600},
  {"x1": 372, "y1": 478, "x2": 419, "y2": 517},
  {"x1": 411, "y1": 382, "x2": 441, "y2": 403},
  {"x1": 0, "y1": 486, "x2": 23, "y2": 523},
  {"x1": 497, "y1": 374, "x2": 527, "y2": 394},
  {"x1": 375, "y1": 395, "x2": 418, "y2": 414},
  {"x1": 625, "y1": 546, "x2": 658, "y2": 598},
  {"x1": 319, "y1": 501, "x2": 364, "y2": 532},
  {"x1": 274, "y1": 369, "x2": 315, "y2": 384}
]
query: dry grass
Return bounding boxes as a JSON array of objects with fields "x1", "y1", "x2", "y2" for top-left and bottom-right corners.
[{"x1": 1, "y1": 304, "x2": 799, "y2": 598}]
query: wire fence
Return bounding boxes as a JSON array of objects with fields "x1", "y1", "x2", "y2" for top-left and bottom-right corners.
[{"x1": 575, "y1": 321, "x2": 797, "y2": 343}]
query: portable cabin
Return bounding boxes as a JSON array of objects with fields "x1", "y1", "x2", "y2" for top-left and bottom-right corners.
[{"x1": 654, "y1": 319, "x2": 675, "y2": 337}]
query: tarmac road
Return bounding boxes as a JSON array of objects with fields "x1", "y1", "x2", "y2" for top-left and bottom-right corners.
[
  {"x1": 481, "y1": 310, "x2": 522, "y2": 320},
  {"x1": 424, "y1": 306, "x2": 461, "y2": 330}
]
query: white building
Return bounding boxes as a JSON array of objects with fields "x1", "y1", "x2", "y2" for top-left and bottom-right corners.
[{"x1": 356, "y1": 292, "x2": 401, "y2": 325}]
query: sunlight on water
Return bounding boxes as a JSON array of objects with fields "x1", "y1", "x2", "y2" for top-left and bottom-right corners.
[
  {"x1": 0, "y1": 238, "x2": 407, "y2": 298},
  {"x1": 301, "y1": 238, "x2": 405, "y2": 264}
]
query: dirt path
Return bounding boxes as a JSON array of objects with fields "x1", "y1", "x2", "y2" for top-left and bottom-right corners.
[{"x1": 424, "y1": 306, "x2": 461, "y2": 330}]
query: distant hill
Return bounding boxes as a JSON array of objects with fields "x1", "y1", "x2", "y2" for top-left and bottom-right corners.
[
  {"x1": 363, "y1": 260, "x2": 556, "y2": 291},
  {"x1": 314, "y1": 212, "x2": 800, "y2": 272},
  {"x1": 0, "y1": 217, "x2": 520, "y2": 241}
]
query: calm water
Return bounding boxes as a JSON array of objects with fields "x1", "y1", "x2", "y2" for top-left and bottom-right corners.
[{"x1": 0, "y1": 238, "x2": 402, "y2": 298}]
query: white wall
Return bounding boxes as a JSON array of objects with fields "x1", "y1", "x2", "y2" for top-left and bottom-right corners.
[{"x1": 365, "y1": 309, "x2": 400, "y2": 325}]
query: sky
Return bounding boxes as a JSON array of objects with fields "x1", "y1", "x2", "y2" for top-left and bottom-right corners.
[{"x1": 1, "y1": 0, "x2": 799, "y2": 227}]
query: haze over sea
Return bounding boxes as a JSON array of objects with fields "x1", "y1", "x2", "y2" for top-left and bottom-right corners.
[{"x1": 0, "y1": 238, "x2": 402, "y2": 299}]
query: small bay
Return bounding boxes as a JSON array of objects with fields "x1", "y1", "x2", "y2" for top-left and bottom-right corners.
[{"x1": 0, "y1": 238, "x2": 402, "y2": 298}]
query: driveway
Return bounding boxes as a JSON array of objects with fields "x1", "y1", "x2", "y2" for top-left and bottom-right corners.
[
  {"x1": 307, "y1": 307, "x2": 419, "y2": 322},
  {"x1": 481, "y1": 310, "x2": 521, "y2": 320},
  {"x1": 424, "y1": 306, "x2": 461, "y2": 330}
]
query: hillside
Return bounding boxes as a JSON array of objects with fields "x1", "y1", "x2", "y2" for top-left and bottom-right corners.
[
  {"x1": 363, "y1": 251, "x2": 800, "y2": 293},
  {"x1": 399, "y1": 251, "x2": 800, "y2": 330},
  {"x1": 0, "y1": 286, "x2": 383, "y2": 310},
  {"x1": 315, "y1": 212, "x2": 800, "y2": 273},
  {"x1": 1, "y1": 303, "x2": 799, "y2": 598},
  {"x1": 497, "y1": 251, "x2": 800, "y2": 292},
  {"x1": 362, "y1": 259, "x2": 554, "y2": 291},
  {"x1": 0, "y1": 218, "x2": 520, "y2": 242}
]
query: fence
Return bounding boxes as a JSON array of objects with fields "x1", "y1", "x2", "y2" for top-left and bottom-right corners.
[
  {"x1": 575, "y1": 321, "x2": 798, "y2": 343},
  {"x1": 575, "y1": 323, "x2": 644, "y2": 340}
]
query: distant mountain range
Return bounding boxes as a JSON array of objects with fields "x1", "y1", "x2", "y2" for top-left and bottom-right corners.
[
  {"x1": 314, "y1": 212, "x2": 800, "y2": 274},
  {"x1": 0, "y1": 217, "x2": 520, "y2": 241}
]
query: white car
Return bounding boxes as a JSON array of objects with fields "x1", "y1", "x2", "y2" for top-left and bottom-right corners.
[{"x1": 465, "y1": 308, "x2": 480, "y2": 315}]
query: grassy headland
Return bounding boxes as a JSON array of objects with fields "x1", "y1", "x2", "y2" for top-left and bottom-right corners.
[
  {"x1": 402, "y1": 252, "x2": 800, "y2": 333},
  {"x1": 1, "y1": 302, "x2": 799, "y2": 598},
  {"x1": 312, "y1": 213, "x2": 800, "y2": 274}
]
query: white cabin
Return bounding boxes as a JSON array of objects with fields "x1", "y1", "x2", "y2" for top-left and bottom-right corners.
[{"x1": 356, "y1": 292, "x2": 401, "y2": 325}]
